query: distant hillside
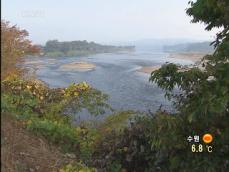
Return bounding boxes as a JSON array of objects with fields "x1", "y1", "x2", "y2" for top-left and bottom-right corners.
[
  {"x1": 42, "y1": 40, "x2": 135, "y2": 57},
  {"x1": 163, "y1": 41, "x2": 214, "y2": 54},
  {"x1": 120, "y1": 38, "x2": 195, "y2": 52}
]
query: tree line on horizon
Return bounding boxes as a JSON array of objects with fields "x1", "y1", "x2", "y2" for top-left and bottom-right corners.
[
  {"x1": 40, "y1": 40, "x2": 135, "y2": 57},
  {"x1": 163, "y1": 41, "x2": 215, "y2": 54}
]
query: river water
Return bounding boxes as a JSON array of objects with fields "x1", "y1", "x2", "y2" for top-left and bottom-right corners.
[{"x1": 24, "y1": 50, "x2": 193, "y2": 119}]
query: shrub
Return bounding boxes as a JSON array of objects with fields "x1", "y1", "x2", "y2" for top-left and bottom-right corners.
[
  {"x1": 97, "y1": 110, "x2": 229, "y2": 171},
  {"x1": 27, "y1": 118, "x2": 80, "y2": 152},
  {"x1": 60, "y1": 162, "x2": 96, "y2": 172},
  {"x1": 1, "y1": 76, "x2": 111, "y2": 118},
  {"x1": 1, "y1": 76, "x2": 109, "y2": 159}
]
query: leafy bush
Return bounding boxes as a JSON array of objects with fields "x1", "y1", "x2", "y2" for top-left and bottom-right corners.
[
  {"x1": 93, "y1": 113, "x2": 154, "y2": 171},
  {"x1": 95, "y1": 110, "x2": 229, "y2": 171},
  {"x1": 27, "y1": 118, "x2": 80, "y2": 152},
  {"x1": 1, "y1": 75, "x2": 111, "y2": 118},
  {"x1": 1, "y1": 76, "x2": 110, "y2": 159},
  {"x1": 97, "y1": 110, "x2": 136, "y2": 134},
  {"x1": 60, "y1": 162, "x2": 96, "y2": 172},
  {"x1": 106, "y1": 161, "x2": 122, "y2": 172}
]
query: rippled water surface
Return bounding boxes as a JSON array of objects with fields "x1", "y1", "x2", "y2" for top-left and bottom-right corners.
[{"x1": 25, "y1": 50, "x2": 193, "y2": 116}]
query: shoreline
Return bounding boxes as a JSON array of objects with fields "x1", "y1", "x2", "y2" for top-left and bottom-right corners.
[
  {"x1": 137, "y1": 66, "x2": 161, "y2": 74},
  {"x1": 138, "y1": 52, "x2": 207, "y2": 74},
  {"x1": 168, "y1": 52, "x2": 206, "y2": 62}
]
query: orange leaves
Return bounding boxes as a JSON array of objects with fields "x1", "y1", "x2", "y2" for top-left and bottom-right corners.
[{"x1": 1, "y1": 20, "x2": 40, "y2": 79}]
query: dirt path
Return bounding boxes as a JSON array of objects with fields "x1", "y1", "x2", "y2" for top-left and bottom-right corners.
[{"x1": 1, "y1": 113, "x2": 75, "y2": 172}]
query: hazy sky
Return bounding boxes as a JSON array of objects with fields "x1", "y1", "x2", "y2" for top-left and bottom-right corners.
[{"x1": 2, "y1": 0, "x2": 218, "y2": 45}]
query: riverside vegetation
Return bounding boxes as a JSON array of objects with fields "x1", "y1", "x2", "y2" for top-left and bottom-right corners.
[
  {"x1": 41, "y1": 40, "x2": 135, "y2": 57},
  {"x1": 1, "y1": 0, "x2": 229, "y2": 171}
]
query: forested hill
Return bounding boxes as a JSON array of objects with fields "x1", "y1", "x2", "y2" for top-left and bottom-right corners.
[
  {"x1": 163, "y1": 41, "x2": 214, "y2": 54},
  {"x1": 42, "y1": 40, "x2": 135, "y2": 57}
]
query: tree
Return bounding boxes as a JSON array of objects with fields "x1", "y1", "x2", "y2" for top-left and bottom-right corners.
[
  {"x1": 150, "y1": 0, "x2": 229, "y2": 120},
  {"x1": 1, "y1": 20, "x2": 40, "y2": 79},
  {"x1": 146, "y1": 0, "x2": 229, "y2": 170},
  {"x1": 186, "y1": 0, "x2": 229, "y2": 47}
]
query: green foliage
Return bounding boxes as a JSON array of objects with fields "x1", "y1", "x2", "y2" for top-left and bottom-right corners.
[
  {"x1": 43, "y1": 40, "x2": 135, "y2": 57},
  {"x1": 142, "y1": 0, "x2": 229, "y2": 171},
  {"x1": 60, "y1": 162, "x2": 96, "y2": 172},
  {"x1": 98, "y1": 110, "x2": 136, "y2": 133},
  {"x1": 94, "y1": 114, "x2": 153, "y2": 171},
  {"x1": 1, "y1": 76, "x2": 111, "y2": 118},
  {"x1": 27, "y1": 118, "x2": 80, "y2": 151},
  {"x1": 1, "y1": 76, "x2": 111, "y2": 160},
  {"x1": 149, "y1": 0, "x2": 229, "y2": 122},
  {"x1": 65, "y1": 84, "x2": 112, "y2": 116},
  {"x1": 107, "y1": 161, "x2": 122, "y2": 172},
  {"x1": 186, "y1": 0, "x2": 229, "y2": 46},
  {"x1": 78, "y1": 127, "x2": 100, "y2": 160},
  {"x1": 45, "y1": 51, "x2": 65, "y2": 57},
  {"x1": 97, "y1": 111, "x2": 229, "y2": 171}
]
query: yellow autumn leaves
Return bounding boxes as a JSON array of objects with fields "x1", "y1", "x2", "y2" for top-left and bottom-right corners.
[
  {"x1": 59, "y1": 162, "x2": 96, "y2": 172},
  {"x1": 2, "y1": 75, "x2": 91, "y2": 102},
  {"x1": 64, "y1": 82, "x2": 90, "y2": 98}
]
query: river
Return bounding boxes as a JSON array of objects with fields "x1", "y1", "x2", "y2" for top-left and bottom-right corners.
[{"x1": 24, "y1": 50, "x2": 193, "y2": 120}]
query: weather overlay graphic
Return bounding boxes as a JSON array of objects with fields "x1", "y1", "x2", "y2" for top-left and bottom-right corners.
[{"x1": 187, "y1": 133, "x2": 213, "y2": 153}]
